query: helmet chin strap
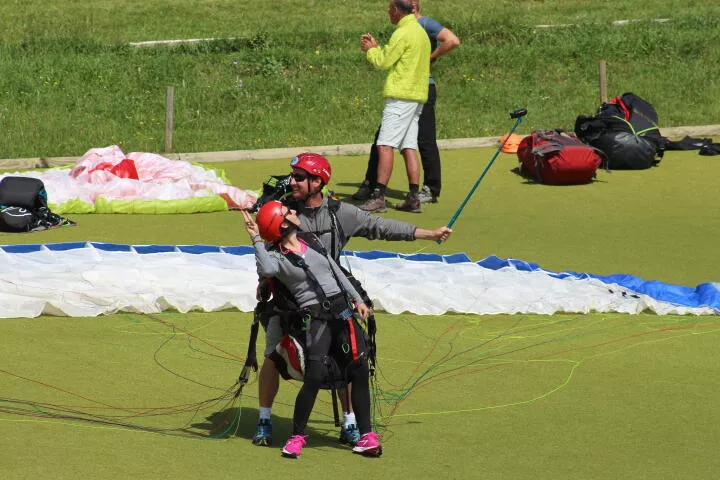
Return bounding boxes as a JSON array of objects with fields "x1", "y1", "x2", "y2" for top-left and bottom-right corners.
[
  {"x1": 296, "y1": 190, "x2": 322, "y2": 208},
  {"x1": 279, "y1": 218, "x2": 300, "y2": 239},
  {"x1": 307, "y1": 183, "x2": 325, "y2": 202}
]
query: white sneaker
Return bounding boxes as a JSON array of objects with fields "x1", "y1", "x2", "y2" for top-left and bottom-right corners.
[{"x1": 417, "y1": 186, "x2": 438, "y2": 204}]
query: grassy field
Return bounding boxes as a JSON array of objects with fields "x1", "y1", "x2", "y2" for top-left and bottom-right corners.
[
  {"x1": 1, "y1": 0, "x2": 719, "y2": 158},
  {"x1": 1, "y1": 148, "x2": 719, "y2": 479},
  {"x1": 4, "y1": 311, "x2": 720, "y2": 479},
  {"x1": 2, "y1": 1, "x2": 720, "y2": 478}
]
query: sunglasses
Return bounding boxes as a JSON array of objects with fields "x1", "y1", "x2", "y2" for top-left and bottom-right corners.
[{"x1": 291, "y1": 173, "x2": 309, "y2": 182}]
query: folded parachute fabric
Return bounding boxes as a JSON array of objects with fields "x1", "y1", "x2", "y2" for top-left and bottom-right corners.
[
  {"x1": 0, "y1": 145, "x2": 258, "y2": 214},
  {"x1": 0, "y1": 242, "x2": 717, "y2": 319}
]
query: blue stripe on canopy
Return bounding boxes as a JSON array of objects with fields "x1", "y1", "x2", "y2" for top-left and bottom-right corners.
[
  {"x1": 1, "y1": 242, "x2": 718, "y2": 311},
  {"x1": 477, "y1": 255, "x2": 720, "y2": 310}
]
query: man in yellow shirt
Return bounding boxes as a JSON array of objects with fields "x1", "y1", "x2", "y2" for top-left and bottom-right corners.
[{"x1": 359, "y1": 0, "x2": 431, "y2": 213}]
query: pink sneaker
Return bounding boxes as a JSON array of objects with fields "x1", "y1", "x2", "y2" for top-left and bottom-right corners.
[
  {"x1": 352, "y1": 432, "x2": 382, "y2": 457},
  {"x1": 281, "y1": 435, "x2": 307, "y2": 459}
]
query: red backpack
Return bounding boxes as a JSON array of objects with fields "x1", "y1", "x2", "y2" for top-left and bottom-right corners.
[{"x1": 517, "y1": 130, "x2": 604, "y2": 185}]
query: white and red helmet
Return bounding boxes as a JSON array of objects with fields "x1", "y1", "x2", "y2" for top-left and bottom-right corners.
[{"x1": 290, "y1": 153, "x2": 332, "y2": 184}]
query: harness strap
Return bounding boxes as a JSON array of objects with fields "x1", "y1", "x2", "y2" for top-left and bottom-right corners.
[
  {"x1": 609, "y1": 96, "x2": 632, "y2": 121},
  {"x1": 235, "y1": 303, "x2": 262, "y2": 397},
  {"x1": 346, "y1": 317, "x2": 359, "y2": 361},
  {"x1": 327, "y1": 198, "x2": 345, "y2": 261},
  {"x1": 283, "y1": 232, "x2": 355, "y2": 316},
  {"x1": 305, "y1": 318, "x2": 328, "y2": 350},
  {"x1": 331, "y1": 386, "x2": 341, "y2": 427},
  {"x1": 283, "y1": 249, "x2": 331, "y2": 310}
]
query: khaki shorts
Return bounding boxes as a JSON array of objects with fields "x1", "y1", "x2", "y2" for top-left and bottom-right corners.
[{"x1": 377, "y1": 98, "x2": 424, "y2": 151}]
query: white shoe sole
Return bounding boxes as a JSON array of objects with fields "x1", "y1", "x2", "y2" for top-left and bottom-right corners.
[{"x1": 352, "y1": 445, "x2": 382, "y2": 456}]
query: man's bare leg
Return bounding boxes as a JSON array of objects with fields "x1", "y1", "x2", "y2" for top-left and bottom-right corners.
[
  {"x1": 394, "y1": 147, "x2": 422, "y2": 212},
  {"x1": 376, "y1": 145, "x2": 395, "y2": 186},
  {"x1": 338, "y1": 383, "x2": 360, "y2": 444},
  {"x1": 259, "y1": 358, "x2": 279, "y2": 407},
  {"x1": 401, "y1": 147, "x2": 421, "y2": 185}
]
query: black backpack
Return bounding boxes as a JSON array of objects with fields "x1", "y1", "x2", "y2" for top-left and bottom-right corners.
[
  {"x1": 0, "y1": 176, "x2": 73, "y2": 232},
  {"x1": 0, "y1": 177, "x2": 49, "y2": 232},
  {"x1": 575, "y1": 92, "x2": 665, "y2": 170},
  {"x1": 251, "y1": 174, "x2": 293, "y2": 212}
]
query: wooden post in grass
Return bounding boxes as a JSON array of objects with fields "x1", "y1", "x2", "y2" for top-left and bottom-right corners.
[
  {"x1": 598, "y1": 59, "x2": 608, "y2": 104},
  {"x1": 164, "y1": 86, "x2": 175, "y2": 153}
]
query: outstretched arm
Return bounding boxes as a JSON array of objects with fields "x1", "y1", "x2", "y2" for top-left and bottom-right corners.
[{"x1": 414, "y1": 226, "x2": 452, "y2": 243}]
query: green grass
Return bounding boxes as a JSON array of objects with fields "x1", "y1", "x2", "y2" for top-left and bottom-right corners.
[
  {"x1": 1, "y1": 1, "x2": 719, "y2": 158},
  {"x1": 1, "y1": 147, "x2": 719, "y2": 479},
  {"x1": 1, "y1": 2, "x2": 720, "y2": 477},
  {"x1": 3, "y1": 312, "x2": 720, "y2": 479}
]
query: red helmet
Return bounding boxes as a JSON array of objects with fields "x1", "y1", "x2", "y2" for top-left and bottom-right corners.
[
  {"x1": 256, "y1": 200, "x2": 289, "y2": 243},
  {"x1": 290, "y1": 153, "x2": 331, "y2": 184}
]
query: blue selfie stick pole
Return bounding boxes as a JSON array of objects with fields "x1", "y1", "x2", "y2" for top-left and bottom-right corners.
[{"x1": 439, "y1": 108, "x2": 527, "y2": 243}]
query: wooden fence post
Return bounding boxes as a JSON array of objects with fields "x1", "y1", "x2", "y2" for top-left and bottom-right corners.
[
  {"x1": 164, "y1": 86, "x2": 175, "y2": 153},
  {"x1": 598, "y1": 59, "x2": 608, "y2": 104}
]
